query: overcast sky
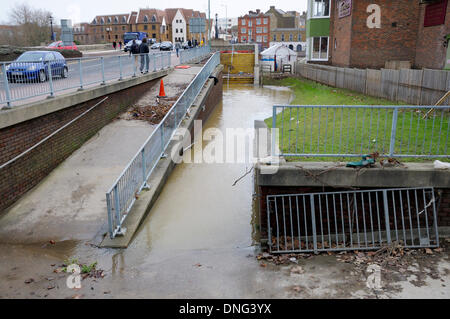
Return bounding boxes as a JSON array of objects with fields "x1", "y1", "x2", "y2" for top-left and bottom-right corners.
[{"x1": 1, "y1": 0, "x2": 308, "y2": 24}]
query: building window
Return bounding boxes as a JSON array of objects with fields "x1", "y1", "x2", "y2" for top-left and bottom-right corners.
[
  {"x1": 122, "y1": 16, "x2": 127, "y2": 23},
  {"x1": 152, "y1": 33, "x2": 156, "y2": 38},
  {"x1": 241, "y1": 27, "x2": 246, "y2": 33},
  {"x1": 424, "y1": 0, "x2": 448, "y2": 27},
  {"x1": 152, "y1": 25, "x2": 156, "y2": 30},
  {"x1": 313, "y1": 0, "x2": 330, "y2": 17},
  {"x1": 256, "y1": 35, "x2": 262, "y2": 42},
  {"x1": 248, "y1": 20, "x2": 252, "y2": 27},
  {"x1": 263, "y1": 35, "x2": 267, "y2": 43},
  {"x1": 256, "y1": 27, "x2": 262, "y2": 34},
  {"x1": 312, "y1": 36, "x2": 329, "y2": 60},
  {"x1": 281, "y1": 33, "x2": 285, "y2": 41},
  {"x1": 144, "y1": 25, "x2": 148, "y2": 30},
  {"x1": 180, "y1": 28, "x2": 183, "y2": 33},
  {"x1": 289, "y1": 33, "x2": 293, "y2": 41},
  {"x1": 114, "y1": 17, "x2": 118, "y2": 24},
  {"x1": 263, "y1": 27, "x2": 267, "y2": 33},
  {"x1": 273, "y1": 34, "x2": 276, "y2": 41},
  {"x1": 144, "y1": 15, "x2": 148, "y2": 23},
  {"x1": 122, "y1": 26, "x2": 125, "y2": 31},
  {"x1": 107, "y1": 17, "x2": 111, "y2": 24},
  {"x1": 263, "y1": 18, "x2": 268, "y2": 24},
  {"x1": 151, "y1": 15, "x2": 156, "y2": 23},
  {"x1": 256, "y1": 18, "x2": 261, "y2": 25},
  {"x1": 242, "y1": 19, "x2": 246, "y2": 25},
  {"x1": 298, "y1": 34, "x2": 302, "y2": 41}
]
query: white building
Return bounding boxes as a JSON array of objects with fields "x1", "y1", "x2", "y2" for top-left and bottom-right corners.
[{"x1": 172, "y1": 9, "x2": 187, "y2": 43}]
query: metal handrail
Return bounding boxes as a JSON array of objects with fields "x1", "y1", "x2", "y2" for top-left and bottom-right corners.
[
  {"x1": 106, "y1": 50, "x2": 218, "y2": 238},
  {"x1": 272, "y1": 104, "x2": 450, "y2": 158}
]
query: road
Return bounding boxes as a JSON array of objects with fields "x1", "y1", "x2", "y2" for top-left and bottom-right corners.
[{"x1": 0, "y1": 49, "x2": 182, "y2": 108}]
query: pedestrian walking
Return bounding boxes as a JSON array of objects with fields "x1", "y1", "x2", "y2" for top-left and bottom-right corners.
[
  {"x1": 130, "y1": 39, "x2": 140, "y2": 73},
  {"x1": 139, "y1": 38, "x2": 150, "y2": 74},
  {"x1": 175, "y1": 42, "x2": 181, "y2": 57},
  {"x1": 113, "y1": 41, "x2": 117, "y2": 50},
  {"x1": 119, "y1": 41, "x2": 122, "y2": 50}
]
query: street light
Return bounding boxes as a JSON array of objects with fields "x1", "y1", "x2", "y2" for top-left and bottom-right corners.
[
  {"x1": 221, "y1": 4, "x2": 227, "y2": 38},
  {"x1": 49, "y1": 15, "x2": 55, "y2": 41}
]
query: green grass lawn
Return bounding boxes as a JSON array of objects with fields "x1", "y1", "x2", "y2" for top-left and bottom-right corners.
[{"x1": 264, "y1": 77, "x2": 449, "y2": 162}]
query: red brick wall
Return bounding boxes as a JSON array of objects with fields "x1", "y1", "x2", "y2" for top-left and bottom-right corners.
[
  {"x1": 238, "y1": 14, "x2": 270, "y2": 48},
  {"x1": 329, "y1": 0, "x2": 421, "y2": 69},
  {"x1": 329, "y1": 1, "x2": 353, "y2": 67},
  {"x1": 415, "y1": 1, "x2": 450, "y2": 69},
  {"x1": 0, "y1": 78, "x2": 160, "y2": 213}
]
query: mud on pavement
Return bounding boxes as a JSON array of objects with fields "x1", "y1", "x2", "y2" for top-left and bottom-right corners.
[{"x1": 256, "y1": 237, "x2": 450, "y2": 298}]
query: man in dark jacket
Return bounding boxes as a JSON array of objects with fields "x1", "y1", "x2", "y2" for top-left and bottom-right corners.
[
  {"x1": 130, "y1": 40, "x2": 140, "y2": 73},
  {"x1": 139, "y1": 38, "x2": 150, "y2": 74}
]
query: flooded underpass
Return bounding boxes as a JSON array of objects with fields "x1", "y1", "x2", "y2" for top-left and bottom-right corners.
[{"x1": 1, "y1": 84, "x2": 449, "y2": 299}]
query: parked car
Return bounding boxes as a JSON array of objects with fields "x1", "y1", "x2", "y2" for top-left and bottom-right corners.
[
  {"x1": 160, "y1": 41, "x2": 173, "y2": 51},
  {"x1": 6, "y1": 51, "x2": 68, "y2": 83},
  {"x1": 150, "y1": 43, "x2": 161, "y2": 50},
  {"x1": 124, "y1": 40, "x2": 142, "y2": 52},
  {"x1": 46, "y1": 41, "x2": 78, "y2": 51}
]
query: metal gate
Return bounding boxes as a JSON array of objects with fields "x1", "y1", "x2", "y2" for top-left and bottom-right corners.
[{"x1": 266, "y1": 187, "x2": 439, "y2": 254}]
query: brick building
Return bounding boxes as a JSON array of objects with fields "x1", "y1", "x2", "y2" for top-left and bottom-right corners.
[
  {"x1": 266, "y1": 6, "x2": 306, "y2": 52},
  {"x1": 329, "y1": 0, "x2": 421, "y2": 69},
  {"x1": 307, "y1": 0, "x2": 450, "y2": 70},
  {"x1": 76, "y1": 8, "x2": 207, "y2": 45},
  {"x1": 238, "y1": 9, "x2": 271, "y2": 49},
  {"x1": 416, "y1": 0, "x2": 450, "y2": 69}
]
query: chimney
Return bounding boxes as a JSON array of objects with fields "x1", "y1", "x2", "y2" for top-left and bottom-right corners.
[
  {"x1": 270, "y1": 6, "x2": 275, "y2": 9},
  {"x1": 256, "y1": 9, "x2": 260, "y2": 14}
]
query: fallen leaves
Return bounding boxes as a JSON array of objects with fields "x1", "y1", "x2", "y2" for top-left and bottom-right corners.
[{"x1": 290, "y1": 266, "x2": 305, "y2": 274}]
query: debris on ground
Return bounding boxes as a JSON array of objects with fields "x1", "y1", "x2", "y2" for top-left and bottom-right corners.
[
  {"x1": 53, "y1": 259, "x2": 105, "y2": 280},
  {"x1": 256, "y1": 238, "x2": 448, "y2": 292}
]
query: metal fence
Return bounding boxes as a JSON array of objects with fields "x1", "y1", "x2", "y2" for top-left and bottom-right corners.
[
  {"x1": 106, "y1": 51, "x2": 220, "y2": 238},
  {"x1": 0, "y1": 52, "x2": 173, "y2": 107},
  {"x1": 266, "y1": 187, "x2": 439, "y2": 254},
  {"x1": 272, "y1": 105, "x2": 450, "y2": 158},
  {"x1": 180, "y1": 46, "x2": 211, "y2": 64}
]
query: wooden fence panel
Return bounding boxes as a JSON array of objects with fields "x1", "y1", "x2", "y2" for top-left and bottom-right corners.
[
  {"x1": 366, "y1": 69, "x2": 382, "y2": 98},
  {"x1": 398, "y1": 69, "x2": 423, "y2": 104},
  {"x1": 381, "y1": 69, "x2": 400, "y2": 101},
  {"x1": 420, "y1": 69, "x2": 448, "y2": 105}
]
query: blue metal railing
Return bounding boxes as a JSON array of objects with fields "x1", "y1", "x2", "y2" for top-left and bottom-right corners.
[
  {"x1": 271, "y1": 105, "x2": 450, "y2": 158},
  {"x1": 106, "y1": 51, "x2": 220, "y2": 238}
]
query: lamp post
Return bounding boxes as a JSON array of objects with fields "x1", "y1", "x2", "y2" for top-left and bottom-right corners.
[
  {"x1": 49, "y1": 15, "x2": 54, "y2": 41},
  {"x1": 208, "y1": 0, "x2": 211, "y2": 47},
  {"x1": 221, "y1": 4, "x2": 227, "y2": 40}
]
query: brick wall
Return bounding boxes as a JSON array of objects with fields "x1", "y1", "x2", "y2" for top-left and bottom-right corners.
[
  {"x1": 329, "y1": 1, "x2": 353, "y2": 67},
  {"x1": 415, "y1": 1, "x2": 450, "y2": 69},
  {"x1": 0, "y1": 78, "x2": 160, "y2": 213},
  {"x1": 330, "y1": 0, "x2": 421, "y2": 69}
]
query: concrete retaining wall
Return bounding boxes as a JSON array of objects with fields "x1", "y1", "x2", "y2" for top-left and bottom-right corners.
[{"x1": 255, "y1": 162, "x2": 450, "y2": 241}]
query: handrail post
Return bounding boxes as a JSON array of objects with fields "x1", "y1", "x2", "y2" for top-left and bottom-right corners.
[
  {"x1": 78, "y1": 59, "x2": 84, "y2": 90},
  {"x1": 113, "y1": 185, "x2": 121, "y2": 237},
  {"x1": 118, "y1": 55, "x2": 123, "y2": 80},
  {"x1": 106, "y1": 193, "x2": 114, "y2": 239},
  {"x1": 141, "y1": 148, "x2": 148, "y2": 188},
  {"x1": 101, "y1": 57, "x2": 106, "y2": 85},
  {"x1": 153, "y1": 53, "x2": 156, "y2": 72},
  {"x1": 47, "y1": 62, "x2": 54, "y2": 98},
  {"x1": 389, "y1": 107, "x2": 399, "y2": 157},
  {"x1": 1, "y1": 63, "x2": 12, "y2": 108},
  {"x1": 272, "y1": 106, "x2": 277, "y2": 156}
]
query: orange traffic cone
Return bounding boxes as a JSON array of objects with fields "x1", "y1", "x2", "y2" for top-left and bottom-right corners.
[{"x1": 158, "y1": 79, "x2": 166, "y2": 98}]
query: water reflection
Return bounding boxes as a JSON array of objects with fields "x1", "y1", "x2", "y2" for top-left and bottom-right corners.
[{"x1": 127, "y1": 84, "x2": 292, "y2": 258}]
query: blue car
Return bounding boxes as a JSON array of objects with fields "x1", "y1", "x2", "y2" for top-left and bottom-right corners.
[{"x1": 6, "y1": 51, "x2": 68, "y2": 83}]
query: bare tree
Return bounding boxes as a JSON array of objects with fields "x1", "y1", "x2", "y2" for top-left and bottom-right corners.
[{"x1": 6, "y1": 3, "x2": 54, "y2": 46}]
